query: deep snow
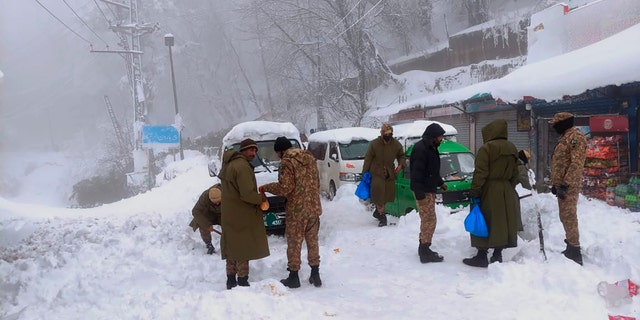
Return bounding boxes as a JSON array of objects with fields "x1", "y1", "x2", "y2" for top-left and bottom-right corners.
[{"x1": 1, "y1": 151, "x2": 639, "y2": 320}]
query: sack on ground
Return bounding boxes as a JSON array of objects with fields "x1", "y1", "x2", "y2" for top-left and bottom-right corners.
[
  {"x1": 464, "y1": 205, "x2": 489, "y2": 238},
  {"x1": 355, "y1": 172, "x2": 371, "y2": 200}
]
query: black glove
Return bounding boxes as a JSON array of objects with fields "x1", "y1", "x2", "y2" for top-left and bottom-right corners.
[
  {"x1": 551, "y1": 186, "x2": 557, "y2": 195},
  {"x1": 556, "y1": 185, "x2": 568, "y2": 200}
]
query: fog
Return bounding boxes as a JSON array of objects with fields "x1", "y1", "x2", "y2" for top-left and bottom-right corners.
[{"x1": 0, "y1": 0, "x2": 595, "y2": 156}]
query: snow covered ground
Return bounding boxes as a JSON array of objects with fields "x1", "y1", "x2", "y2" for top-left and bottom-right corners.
[{"x1": 1, "y1": 151, "x2": 639, "y2": 320}]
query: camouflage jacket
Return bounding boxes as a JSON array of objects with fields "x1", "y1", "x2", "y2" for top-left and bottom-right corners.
[
  {"x1": 263, "y1": 148, "x2": 322, "y2": 221},
  {"x1": 551, "y1": 126, "x2": 587, "y2": 190}
]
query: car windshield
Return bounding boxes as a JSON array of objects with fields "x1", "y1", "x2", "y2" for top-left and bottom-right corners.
[
  {"x1": 228, "y1": 139, "x2": 302, "y2": 172},
  {"x1": 338, "y1": 139, "x2": 370, "y2": 160},
  {"x1": 440, "y1": 152, "x2": 475, "y2": 181}
]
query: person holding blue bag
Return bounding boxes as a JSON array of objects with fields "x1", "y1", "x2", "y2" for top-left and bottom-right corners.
[{"x1": 463, "y1": 119, "x2": 520, "y2": 268}]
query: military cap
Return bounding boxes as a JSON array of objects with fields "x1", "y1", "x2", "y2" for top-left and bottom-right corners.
[{"x1": 549, "y1": 112, "x2": 574, "y2": 124}]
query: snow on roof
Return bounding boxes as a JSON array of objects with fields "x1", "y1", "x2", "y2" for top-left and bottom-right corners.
[
  {"x1": 308, "y1": 127, "x2": 379, "y2": 144},
  {"x1": 369, "y1": 23, "x2": 640, "y2": 118},
  {"x1": 222, "y1": 121, "x2": 300, "y2": 146},
  {"x1": 392, "y1": 120, "x2": 457, "y2": 138}
]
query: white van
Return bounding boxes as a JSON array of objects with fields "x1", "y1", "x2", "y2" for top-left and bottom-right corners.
[
  {"x1": 392, "y1": 120, "x2": 458, "y2": 151},
  {"x1": 307, "y1": 127, "x2": 379, "y2": 200},
  {"x1": 208, "y1": 120, "x2": 303, "y2": 230}
]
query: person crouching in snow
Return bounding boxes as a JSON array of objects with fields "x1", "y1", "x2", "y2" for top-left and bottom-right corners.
[{"x1": 189, "y1": 184, "x2": 222, "y2": 254}]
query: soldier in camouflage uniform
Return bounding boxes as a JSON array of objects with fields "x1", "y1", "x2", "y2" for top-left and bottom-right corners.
[
  {"x1": 362, "y1": 123, "x2": 406, "y2": 227},
  {"x1": 549, "y1": 112, "x2": 587, "y2": 265},
  {"x1": 189, "y1": 184, "x2": 222, "y2": 254},
  {"x1": 261, "y1": 136, "x2": 323, "y2": 288}
]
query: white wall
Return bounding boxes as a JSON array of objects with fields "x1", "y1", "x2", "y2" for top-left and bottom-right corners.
[{"x1": 528, "y1": 0, "x2": 640, "y2": 64}]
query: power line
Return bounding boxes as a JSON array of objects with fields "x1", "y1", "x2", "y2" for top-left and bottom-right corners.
[
  {"x1": 93, "y1": 0, "x2": 111, "y2": 24},
  {"x1": 62, "y1": 0, "x2": 110, "y2": 47},
  {"x1": 321, "y1": 0, "x2": 366, "y2": 40},
  {"x1": 323, "y1": 0, "x2": 385, "y2": 47},
  {"x1": 33, "y1": 0, "x2": 93, "y2": 46}
]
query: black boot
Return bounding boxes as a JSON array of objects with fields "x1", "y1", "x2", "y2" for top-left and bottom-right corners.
[
  {"x1": 490, "y1": 248, "x2": 503, "y2": 263},
  {"x1": 377, "y1": 214, "x2": 387, "y2": 227},
  {"x1": 372, "y1": 209, "x2": 381, "y2": 220},
  {"x1": 309, "y1": 265, "x2": 322, "y2": 287},
  {"x1": 463, "y1": 249, "x2": 489, "y2": 268},
  {"x1": 561, "y1": 239, "x2": 569, "y2": 255},
  {"x1": 226, "y1": 274, "x2": 237, "y2": 290},
  {"x1": 280, "y1": 268, "x2": 300, "y2": 288},
  {"x1": 206, "y1": 242, "x2": 215, "y2": 255},
  {"x1": 563, "y1": 243, "x2": 583, "y2": 266},
  {"x1": 237, "y1": 276, "x2": 249, "y2": 287},
  {"x1": 418, "y1": 242, "x2": 444, "y2": 263}
]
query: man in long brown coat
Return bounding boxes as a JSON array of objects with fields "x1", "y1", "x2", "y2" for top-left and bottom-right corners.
[
  {"x1": 189, "y1": 183, "x2": 222, "y2": 254},
  {"x1": 362, "y1": 123, "x2": 406, "y2": 227},
  {"x1": 549, "y1": 112, "x2": 587, "y2": 265},
  {"x1": 218, "y1": 138, "x2": 270, "y2": 289},
  {"x1": 463, "y1": 119, "x2": 520, "y2": 268},
  {"x1": 261, "y1": 136, "x2": 323, "y2": 288}
]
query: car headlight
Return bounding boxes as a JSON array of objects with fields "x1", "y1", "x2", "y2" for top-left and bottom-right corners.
[{"x1": 340, "y1": 172, "x2": 359, "y2": 182}]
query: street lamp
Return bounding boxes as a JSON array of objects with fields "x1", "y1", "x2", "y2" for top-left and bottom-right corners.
[{"x1": 164, "y1": 33, "x2": 184, "y2": 160}]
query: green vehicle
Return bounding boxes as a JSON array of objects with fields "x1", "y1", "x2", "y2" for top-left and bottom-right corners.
[{"x1": 386, "y1": 140, "x2": 475, "y2": 217}]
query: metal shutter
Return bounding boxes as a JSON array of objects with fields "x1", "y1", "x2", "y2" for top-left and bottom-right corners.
[
  {"x1": 430, "y1": 113, "x2": 472, "y2": 150},
  {"x1": 473, "y1": 110, "x2": 531, "y2": 153}
]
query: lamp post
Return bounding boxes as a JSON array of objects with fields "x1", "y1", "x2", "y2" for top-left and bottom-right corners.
[{"x1": 164, "y1": 33, "x2": 184, "y2": 160}]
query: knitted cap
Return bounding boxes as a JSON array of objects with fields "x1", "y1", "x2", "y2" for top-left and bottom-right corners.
[
  {"x1": 273, "y1": 136, "x2": 293, "y2": 152},
  {"x1": 208, "y1": 187, "x2": 221, "y2": 203},
  {"x1": 239, "y1": 138, "x2": 258, "y2": 151}
]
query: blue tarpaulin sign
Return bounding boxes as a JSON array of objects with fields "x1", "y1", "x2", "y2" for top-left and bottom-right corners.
[{"x1": 142, "y1": 125, "x2": 180, "y2": 149}]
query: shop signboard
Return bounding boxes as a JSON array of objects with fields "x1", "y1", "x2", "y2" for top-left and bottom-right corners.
[{"x1": 589, "y1": 115, "x2": 628, "y2": 133}]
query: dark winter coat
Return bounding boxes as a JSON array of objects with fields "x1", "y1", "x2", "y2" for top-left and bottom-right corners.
[
  {"x1": 362, "y1": 136, "x2": 406, "y2": 205},
  {"x1": 262, "y1": 148, "x2": 322, "y2": 221},
  {"x1": 410, "y1": 135, "x2": 444, "y2": 200},
  {"x1": 189, "y1": 184, "x2": 222, "y2": 231},
  {"x1": 218, "y1": 149, "x2": 270, "y2": 261},
  {"x1": 469, "y1": 119, "x2": 520, "y2": 249}
]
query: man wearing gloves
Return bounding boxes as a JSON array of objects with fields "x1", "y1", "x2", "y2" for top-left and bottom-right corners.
[
  {"x1": 409, "y1": 123, "x2": 447, "y2": 263},
  {"x1": 549, "y1": 112, "x2": 587, "y2": 265},
  {"x1": 260, "y1": 136, "x2": 323, "y2": 288}
]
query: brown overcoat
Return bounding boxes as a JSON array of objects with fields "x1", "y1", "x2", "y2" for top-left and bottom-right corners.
[
  {"x1": 362, "y1": 136, "x2": 406, "y2": 205},
  {"x1": 469, "y1": 119, "x2": 520, "y2": 249},
  {"x1": 218, "y1": 149, "x2": 270, "y2": 261}
]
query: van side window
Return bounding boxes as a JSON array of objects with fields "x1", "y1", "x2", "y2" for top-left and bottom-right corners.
[
  {"x1": 329, "y1": 142, "x2": 339, "y2": 160},
  {"x1": 308, "y1": 141, "x2": 326, "y2": 160}
]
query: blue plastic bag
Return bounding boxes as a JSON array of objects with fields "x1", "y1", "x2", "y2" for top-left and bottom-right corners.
[
  {"x1": 464, "y1": 203, "x2": 489, "y2": 238},
  {"x1": 355, "y1": 172, "x2": 371, "y2": 200}
]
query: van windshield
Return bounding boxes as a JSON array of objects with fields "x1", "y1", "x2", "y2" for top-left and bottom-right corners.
[
  {"x1": 339, "y1": 139, "x2": 370, "y2": 160},
  {"x1": 228, "y1": 139, "x2": 302, "y2": 172},
  {"x1": 440, "y1": 152, "x2": 475, "y2": 181}
]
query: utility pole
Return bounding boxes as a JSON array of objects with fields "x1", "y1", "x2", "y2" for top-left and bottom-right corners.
[
  {"x1": 164, "y1": 34, "x2": 184, "y2": 160},
  {"x1": 316, "y1": 40, "x2": 325, "y2": 131},
  {"x1": 93, "y1": 0, "x2": 157, "y2": 189}
]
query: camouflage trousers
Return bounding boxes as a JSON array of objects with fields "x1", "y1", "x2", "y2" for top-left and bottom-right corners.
[
  {"x1": 226, "y1": 260, "x2": 249, "y2": 277},
  {"x1": 375, "y1": 204, "x2": 386, "y2": 216},
  {"x1": 198, "y1": 226, "x2": 212, "y2": 244},
  {"x1": 416, "y1": 193, "x2": 437, "y2": 244},
  {"x1": 285, "y1": 216, "x2": 321, "y2": 271},
  {"x1": 558, "y1": 190, "x2": 580, "y2": 246}
]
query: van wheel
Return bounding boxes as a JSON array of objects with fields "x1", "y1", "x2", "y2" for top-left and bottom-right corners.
[{"x1": 328, "y1": 181, "x2": 337, "y2": 201}]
